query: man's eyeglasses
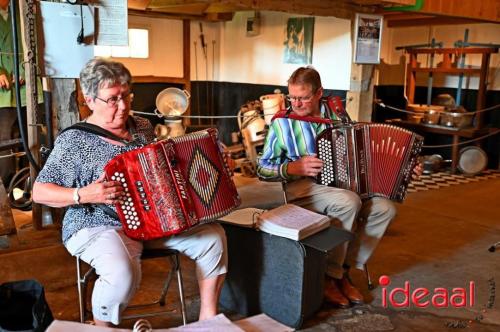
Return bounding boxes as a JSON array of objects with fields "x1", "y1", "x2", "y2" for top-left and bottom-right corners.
[
  {"x1": 285, "y1": 93, "x2": 315, "y2": 103},
  {"x1": 95, "y1": 92, "x2": 133, "y2": 107}
]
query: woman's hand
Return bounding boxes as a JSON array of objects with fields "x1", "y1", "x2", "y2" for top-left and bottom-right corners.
[
  {"x1": 79, "y1": 173, "x2": 125, "y2": 205},
  {"x1": 287, "y1": 155, "x2": 324, "y2": 177}
]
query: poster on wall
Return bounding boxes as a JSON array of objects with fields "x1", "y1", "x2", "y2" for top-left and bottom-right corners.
[
  {"x1": 283, "y1": 17, "x2": 314, "y2": 64},
  {"x1": 353, "y1": 13, "x2": 383, "y2": 64}
]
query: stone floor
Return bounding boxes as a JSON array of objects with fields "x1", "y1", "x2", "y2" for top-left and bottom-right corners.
[{"x1": 1, "y1": 172, "x2": 499, "y2": 331}]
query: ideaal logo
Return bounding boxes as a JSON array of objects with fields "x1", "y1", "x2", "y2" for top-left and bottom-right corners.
[{"x1": 379, "y1": 275, "x2": 475, "y2": 308}]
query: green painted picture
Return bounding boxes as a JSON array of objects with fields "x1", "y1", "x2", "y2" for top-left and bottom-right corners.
[{"x1": 283, "y1": 17, "x2": 314, "y2": 64}]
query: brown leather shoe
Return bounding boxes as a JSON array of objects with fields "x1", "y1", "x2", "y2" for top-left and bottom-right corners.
[
  {"x1": 338, "y1": 276, "x2": 364, "y2": 304},
  {"x1": 324, "y1": 278, "x2": 350, "y2": 308}
]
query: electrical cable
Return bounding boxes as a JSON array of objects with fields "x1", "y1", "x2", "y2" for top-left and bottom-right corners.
[{"x1": 76, "y1": 2, "x2": 84, "y2": 44}]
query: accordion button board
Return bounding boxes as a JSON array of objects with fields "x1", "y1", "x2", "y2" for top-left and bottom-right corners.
[{"x1": 316, "y1": 123, "x2": 423, "y2": 202}]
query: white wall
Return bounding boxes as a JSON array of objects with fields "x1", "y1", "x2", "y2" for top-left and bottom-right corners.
[
  {"x1": 379, "y1": 23, "x2": 500, "y2": 90},
  {"x1": 117, "y1": 16, "x2": 184, "y2": 77},
  {"x1": 119, "y1": 12, "x2": 352, "y2": 90},
  {"x1": 106, "y1": 13, "x2": 500, "y2": 93},
  {"x1": 190, "y1": 21, "x2": 221, "y2": 81},
  {"x1": 220, "y1": 12, "x2": 352, "y2": 90}
]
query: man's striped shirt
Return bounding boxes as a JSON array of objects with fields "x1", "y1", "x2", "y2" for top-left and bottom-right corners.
[{"x1": 257, "y1": 103, "x2": 339, "y2": 181}]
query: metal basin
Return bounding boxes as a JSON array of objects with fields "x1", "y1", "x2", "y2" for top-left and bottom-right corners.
[{"x1": 439, "y1": 112, "x2": 474, "y2": 128}]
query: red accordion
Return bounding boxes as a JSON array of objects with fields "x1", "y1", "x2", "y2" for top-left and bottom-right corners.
[
  {"x1": 104, "y1": 128, "x2": 241, "y2": 240},
  {"x1": 316, "y1": 123, "x2": 423, "y2": 202}
]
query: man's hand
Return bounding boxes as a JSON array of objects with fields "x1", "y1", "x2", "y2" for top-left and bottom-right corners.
[
  {"x1": 412, "y1": 162, "x2": 423, "y2": 181},
  {"x1": 0, "y1": 74, "x2": 10, "y2": 89},
  {"x1": 287, "y1": 154, "x2": 324, "y2": 177}
]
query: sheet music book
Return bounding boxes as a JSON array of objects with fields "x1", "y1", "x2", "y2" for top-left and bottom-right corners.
[
  {"x1": 219, "y1": 208, "x2": 265, "y2": 228},
  {"x1": 256, "y1": 204, "x2": 330, "y2": 241}
]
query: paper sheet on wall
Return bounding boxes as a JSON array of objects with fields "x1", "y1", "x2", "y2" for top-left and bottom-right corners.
[
  {"x1": 39, "y1": 2, "x2": 94, "y2": 78},
  {"x1": 96, "y1": 0, "x2": 128, "y2": 46}
]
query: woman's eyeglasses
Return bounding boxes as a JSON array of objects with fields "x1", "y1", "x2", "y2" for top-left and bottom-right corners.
[{"x1": 95, "y1": 92, "x2": 133, "y2": 107}]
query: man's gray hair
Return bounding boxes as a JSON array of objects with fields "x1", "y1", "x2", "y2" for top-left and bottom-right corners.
[
  {"x1": 79, "y1": 58, "x2": 132, "y2": 98},
  {"x1": 287, "y1": 66, "x2": 322, "y2": 93}
]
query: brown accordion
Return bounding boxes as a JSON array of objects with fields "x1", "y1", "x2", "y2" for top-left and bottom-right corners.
[
  {"x1": 104, "y1": 128, "x2": 241, "y2": 240},
  {"x1": 316, "y1": 123, "x2": 423, "y2": 202}
]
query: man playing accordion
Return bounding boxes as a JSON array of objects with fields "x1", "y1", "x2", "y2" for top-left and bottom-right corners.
[{"x1": 257, "y1": 66, "x2": 421, "y2": 308}]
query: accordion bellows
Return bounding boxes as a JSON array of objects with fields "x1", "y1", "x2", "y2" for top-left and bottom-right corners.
[
  {"x1": 316, "y1": 123, "x2": 423, "y2": 202},
  {"x1": 104, "y1": 129, "x2": 240, "y2": 240}
]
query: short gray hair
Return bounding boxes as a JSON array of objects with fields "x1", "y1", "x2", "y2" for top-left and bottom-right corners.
[{"x1": 79, "y1": 58, "x2": 132, "y2": 98}]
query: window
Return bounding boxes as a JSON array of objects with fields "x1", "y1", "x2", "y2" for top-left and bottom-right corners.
[{"x1": 94, "y1": 28, "x2": 149, "y2": 58}]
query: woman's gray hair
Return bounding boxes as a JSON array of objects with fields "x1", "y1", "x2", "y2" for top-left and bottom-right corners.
[{"x1": 79, "y1": 58, "x2": 132, "y2": 98}]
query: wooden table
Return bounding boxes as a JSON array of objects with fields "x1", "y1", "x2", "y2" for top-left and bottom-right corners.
[{"x1": 387, "y1": 120, "x2": 490, "y2": 173}]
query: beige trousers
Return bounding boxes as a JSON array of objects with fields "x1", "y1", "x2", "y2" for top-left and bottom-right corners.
[{"x1": 286, "y1": 178, "x2": 396, "y2": 279}]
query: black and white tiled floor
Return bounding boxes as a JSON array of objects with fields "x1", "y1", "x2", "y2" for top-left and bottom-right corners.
[{"x1": 407, "y1": 169, "x2": 500, "y2": 193}]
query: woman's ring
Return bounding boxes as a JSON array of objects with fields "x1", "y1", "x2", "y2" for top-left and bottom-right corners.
[{"x1": 108, "y1": 193, "x2": 113, "y2": 199}]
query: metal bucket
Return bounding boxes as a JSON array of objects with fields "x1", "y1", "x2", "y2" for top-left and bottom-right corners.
[{"x1": 458, "y1": 146, "x2": 488, "y2": 176}]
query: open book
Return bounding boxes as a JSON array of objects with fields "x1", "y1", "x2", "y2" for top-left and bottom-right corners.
[{"x1": 256, "y1": 204, "x2": 330, "y2": 241}]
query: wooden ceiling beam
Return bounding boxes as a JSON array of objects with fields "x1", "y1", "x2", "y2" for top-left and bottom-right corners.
[
  {"x1": 387, "y1": 16, "x2": 483, "y2": 27},
  {"x1": 128, "y1": 0, "x2": 152, "y2": 11},
  {"x1": 128, "y1": 8, "x2": 233, "y2": 21},
  {"x1": 211, "y1": 0, "x2": 377, "y2": 20},
  {"x1": 383, "y1": 0, "x2": 499, "y2": 23}
]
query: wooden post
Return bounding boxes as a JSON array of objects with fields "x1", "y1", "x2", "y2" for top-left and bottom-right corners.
[
  {"x1": 346, "y1": 17, "x2": 376, "y2": 122},
  {"x1": 407, "y1": 53, "x2": 417, "y2": 104},
  {"x1": 346, "y1": 63, "x2": 376, "y2": 122},
  {"x1": 19, "y1": 0, "x2": 43, "y2": 228},
  {"x1": 476, "y1": 53, "x2": 490, "y2": 129},
  {"x1": 52, "y1": 79, "x2": 79, "y2": 132},
  {"x1": 182, "y1": 19, "x2": 191, "y2": 127}
]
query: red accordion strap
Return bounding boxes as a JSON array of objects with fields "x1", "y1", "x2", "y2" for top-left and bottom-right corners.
[
  {"x1": 270, "y1": 96, "x2": 349, "y2": 126},
  {"x1": 271, "y1": 110, "x2": 336, "y2": 125},
  {"x1": 325, "y1": 96, "x2": 352, "y2": 125}
]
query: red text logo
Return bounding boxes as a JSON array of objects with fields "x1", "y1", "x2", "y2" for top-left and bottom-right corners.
[{"x1": 380, "y1": 275, "x2": 475, "y2": 308}]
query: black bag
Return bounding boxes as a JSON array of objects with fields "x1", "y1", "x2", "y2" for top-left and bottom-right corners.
[{"x1": 0, "y1": 279, "x2": 54, "y2": 332}]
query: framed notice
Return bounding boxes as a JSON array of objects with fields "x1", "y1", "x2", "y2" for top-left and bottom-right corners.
[{"x1": 353, "y1": 13, "x2": 383, "y2": 64}]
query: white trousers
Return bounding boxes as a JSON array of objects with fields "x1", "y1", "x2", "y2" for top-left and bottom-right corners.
[
  {"x1": 66, "y1": 223, "x2": 227, "y2": 324},
  {"x1": 286, "y1": 178, "x2": 396, "y2": 279}
]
